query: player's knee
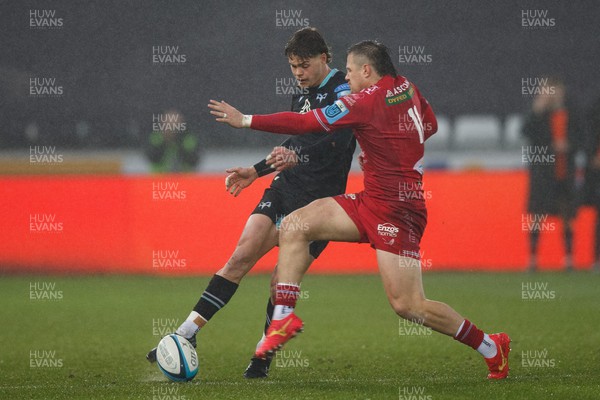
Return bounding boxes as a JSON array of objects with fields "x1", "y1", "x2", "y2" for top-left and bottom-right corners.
[
  {"x1": 232, "y1": 247, "x2": 257, "y2": 267},
  {"x1": 223, "y1": 245, "x2": 259, "y2": 278}
]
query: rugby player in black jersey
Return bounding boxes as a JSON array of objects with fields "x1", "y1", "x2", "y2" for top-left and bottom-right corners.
[{"x1": 146, "y1": 27, "x2": 356, "y2": 379}]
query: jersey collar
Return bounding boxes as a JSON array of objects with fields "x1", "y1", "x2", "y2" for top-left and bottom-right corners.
[{"x1": 318, "y1": 68, "x2": 338, "y2": 89}]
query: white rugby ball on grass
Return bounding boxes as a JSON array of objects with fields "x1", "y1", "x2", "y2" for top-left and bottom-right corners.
[{"x1": 156, "y1": 334, "x2": 198, "y2": 382}]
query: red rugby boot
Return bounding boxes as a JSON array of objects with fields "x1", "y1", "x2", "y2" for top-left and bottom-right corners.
[
  {"x1": 254, "y1": 313, "x2": 303, "y2": 359},
  {"x1": 485, "y1": 333, "x2": 511, "y2": 379}
]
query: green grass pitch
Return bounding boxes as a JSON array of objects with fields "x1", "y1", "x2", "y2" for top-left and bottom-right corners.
[{"x1": 1, "y1": 272, "x2": 599, "y2": 399}]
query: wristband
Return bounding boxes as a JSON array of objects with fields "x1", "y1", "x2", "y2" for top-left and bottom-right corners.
[
  {"x1": 253, "y1": 158, "x2": 273, "y2": 177},
  {"x1": 242, "y1": 115, "x2": 252, "y2": 128}
]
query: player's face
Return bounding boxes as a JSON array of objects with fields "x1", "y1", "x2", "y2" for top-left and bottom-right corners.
[
  {"x1": 288, "y1": 54, "x2": 328, "y2": 88},
  {"x1": 345, "y1": 53, "x2": 368, "y2": 93}
]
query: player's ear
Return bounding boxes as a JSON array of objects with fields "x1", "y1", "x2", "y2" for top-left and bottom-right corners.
[
  {"x1": 362, "y1": 63, "x2": 372, "y2": 78},
  {"x1": 320, "y1": 53, "x2": 328, "y2": 64}
]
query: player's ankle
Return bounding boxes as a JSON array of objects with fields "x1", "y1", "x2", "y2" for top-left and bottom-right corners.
[
  {"x1": 175, "y1": 313, "x2": 201, "y2": 339},
  {"x1": 272, "y1": 305, "x2": 294, "y2": 321},
  {"x1": 477, "y1": 333, "x2": 497, "y2": 358}
]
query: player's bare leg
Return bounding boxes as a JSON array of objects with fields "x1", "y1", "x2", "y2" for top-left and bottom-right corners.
[
  {"x1": 276, "y1": 197, "x2": 361, "y2": 283},
  {"x1": 376, "y1": 251, "x2": 462, "y2": 335},
  {"x1": 255, "y1": 198, "x2": 361, "y2": 358},
  {"x1": 188, "y1": 214, "x2": 279, "y2": 330},
  {"x1": 217, "y1": 214, "x2": 279, "y2": 283},
  {"x1": 377, "y1": 251, "x2": 510, "y2": 379},
  {"x1": 147, "y1": 214, "x2": 278, "y2": 363}
]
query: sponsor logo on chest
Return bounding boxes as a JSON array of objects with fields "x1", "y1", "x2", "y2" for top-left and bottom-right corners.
[{"x1": 385, "y1": 82, "x2": 414, "y2": 106}]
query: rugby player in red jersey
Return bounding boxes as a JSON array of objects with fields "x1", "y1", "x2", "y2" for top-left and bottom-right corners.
[{"x1": 209, "y1": 40, "x2": 511, "y2": 380}]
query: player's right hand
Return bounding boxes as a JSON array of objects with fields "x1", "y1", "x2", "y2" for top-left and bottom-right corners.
[
  {"x1": 266, "y1": 146, "x2": 299, "y2": 172},
  {"x1": 224, "y1": 167, "x2": 258, "y2": 197},
  {"x1": 358, "y1": 151, "x2": 367, "y2": 171}
]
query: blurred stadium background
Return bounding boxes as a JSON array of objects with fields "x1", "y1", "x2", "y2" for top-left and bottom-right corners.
[{"x1": 1, "y1": 0, "x2": 599, "y2": 273}]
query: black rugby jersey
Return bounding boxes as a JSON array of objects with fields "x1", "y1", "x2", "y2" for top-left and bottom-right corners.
[{"x1": 270, "y1": 69, "x2": 356, "y2": 201}]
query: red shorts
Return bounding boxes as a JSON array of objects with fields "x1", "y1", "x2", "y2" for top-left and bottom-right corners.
[{"x1": 333, "y1": 191, "x2": 427, "y2": 259}]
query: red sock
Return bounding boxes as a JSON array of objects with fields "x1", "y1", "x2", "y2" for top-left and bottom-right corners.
[
  {"x1": 275, "y1": 283, "x2": 300, "y2": 307},
  {"x1": 453, "y1": 319, "x2": 484, "y2": 350}
]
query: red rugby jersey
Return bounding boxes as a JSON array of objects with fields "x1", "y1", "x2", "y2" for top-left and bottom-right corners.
[{"x1": 251, "y1": 75, "x2": 437, "y2": 205}]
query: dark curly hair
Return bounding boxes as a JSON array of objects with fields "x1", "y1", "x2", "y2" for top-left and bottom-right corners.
[{"x1": 284, "y1": 27, "x2": 332, "y2": 63}]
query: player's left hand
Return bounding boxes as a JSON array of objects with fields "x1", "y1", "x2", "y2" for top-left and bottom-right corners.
[
  {"x1": 208, "y1": 100, "x2": 244, "y2": 128},
  {"x1": 266, "y1": 146, "x2": 299, "y2": 171},
  {"x1": 224, "y1": 166, "x2": 258, "y2": 197}
]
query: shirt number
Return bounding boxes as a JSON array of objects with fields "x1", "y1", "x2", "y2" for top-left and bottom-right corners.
[{"x1": 407, "y1": 105, "x2": 424, "y2": 144}]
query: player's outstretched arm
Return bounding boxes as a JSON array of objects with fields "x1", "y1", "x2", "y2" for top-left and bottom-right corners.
[{"x1": 208, "y1": 99, "x2": 326, "y2": 134}]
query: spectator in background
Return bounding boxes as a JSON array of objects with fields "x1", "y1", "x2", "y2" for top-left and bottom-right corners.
[
  {"x1": 584, "y1": 96, "x2": 600, "y2": 272},
  {"x1": 146, "y1": 109, "x2": 201, "y2": 173},
  {"x1": 522, "y1": 77, "x2": 579, "y2": 272}
]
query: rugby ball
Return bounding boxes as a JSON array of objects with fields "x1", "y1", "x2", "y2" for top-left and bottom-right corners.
[{"x1": 156, "y1": 334, "x2": 198, "y2": 382}]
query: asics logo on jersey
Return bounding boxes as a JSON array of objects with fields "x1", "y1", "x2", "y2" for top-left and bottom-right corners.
[
  {"x1": 385, "y1": 85, "x2": 415, "y2": 106},
  {"x1": 385, "y1": 81, "x2": 411, "y2": 97},
  {"x1": 316, "y1": 93, "x2": 328, "y2": 102},
  {"x1": 269, "y1": 319, "x2": 292, "y2": 337}
]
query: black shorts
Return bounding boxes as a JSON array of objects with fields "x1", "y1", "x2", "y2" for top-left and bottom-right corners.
[{"x1": 251, "y1": 188, "x2": 328, "y2": 259}]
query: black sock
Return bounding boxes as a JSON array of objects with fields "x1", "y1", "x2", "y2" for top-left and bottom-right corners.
[
  {"x1": 193, "y1": 274, "x2": 239, "y2": 322},
  {"x1": 263, "y1": 297, "x2": 274, "y2": 334}
]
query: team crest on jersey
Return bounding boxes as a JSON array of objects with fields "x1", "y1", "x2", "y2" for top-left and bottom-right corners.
[
  {"x1": 316, "y1": 93, "x2": 328, "y2": 102},
  {"x1": 323, "y1": 99, "x2": 349, "y2": 124},
  {"x1": 385, "y1": 83, "x2": 415, "y2": 106}
]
